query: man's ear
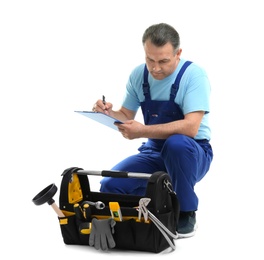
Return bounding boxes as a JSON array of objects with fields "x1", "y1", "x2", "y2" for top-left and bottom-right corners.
[{"x1": 176, "y1": 48, "x2": 182, "y2": 57}]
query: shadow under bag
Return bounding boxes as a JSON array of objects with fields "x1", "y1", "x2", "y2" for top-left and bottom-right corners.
[{"x1": 58, "y1": 167, "x2": 180, "y2": 253}]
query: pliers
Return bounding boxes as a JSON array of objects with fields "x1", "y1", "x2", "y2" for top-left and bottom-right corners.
[{"x1": 137, "y1": 198, "x2": 151, "y2": 223}]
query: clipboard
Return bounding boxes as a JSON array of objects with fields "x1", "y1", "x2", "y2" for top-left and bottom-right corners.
[{"x1": 75, "y1": 111, "x2": 123, "y2": 131}]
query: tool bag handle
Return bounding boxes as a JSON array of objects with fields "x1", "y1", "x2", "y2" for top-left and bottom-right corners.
[
  {"x1": 75, "y1": 169, "x2": 151, "y2": 179},
  {"x1": 59, "y1": 167, "x2": 151, "y2": 212}
]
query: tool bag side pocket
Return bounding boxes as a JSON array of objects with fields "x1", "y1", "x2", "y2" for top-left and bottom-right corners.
[
  {"x1": 58, "y1": 214, "x2": 82, "y2": 245},
  {"x1": 58, "y1": 167, "x2": 91, "y2": 245},
  {"x1": 145, "y1": 171, "x2": 179, "y2": 231}
]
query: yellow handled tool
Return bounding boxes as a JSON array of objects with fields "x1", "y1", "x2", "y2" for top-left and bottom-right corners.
[{"x1": 109, "y1": 202, "x2": 122, "y2": 221}]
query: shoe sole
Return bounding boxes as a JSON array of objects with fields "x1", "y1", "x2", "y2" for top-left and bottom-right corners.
[{"x1": 177, "y1": 223, "x2": 198, "y2": 239}]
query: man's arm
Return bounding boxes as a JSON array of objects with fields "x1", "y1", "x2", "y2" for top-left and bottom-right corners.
[
  {"x1": 142, "y1": 111, "x2": 204, "y2": 139},
  {"x1": 109, "y1": 106, "x2": 137, "y2": 121},
  {"x1": 115, "y1": 110, "x2": 205, "y2": 140}
]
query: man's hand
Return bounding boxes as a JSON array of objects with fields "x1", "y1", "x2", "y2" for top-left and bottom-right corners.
[
  {"x1": 92, "y1": 99, "x2": 113, "y2": 115},
  {"x1": 115, "y1": 120, "x2": 144, "y2": 140}
]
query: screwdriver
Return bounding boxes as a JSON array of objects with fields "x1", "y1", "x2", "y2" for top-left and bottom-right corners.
[
  {"x1": 82, "y1": 202, "x2": 91, "y2": 221},
  {"x1": 74, "y1": 203, "x2": 85, "y2": 221}
]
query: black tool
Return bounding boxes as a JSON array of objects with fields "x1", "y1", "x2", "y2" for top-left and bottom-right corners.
[{"x1": 32, "y1": 183, "x2": 65, "y2": 218}]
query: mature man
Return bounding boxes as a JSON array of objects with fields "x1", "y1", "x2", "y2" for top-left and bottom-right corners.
[{"x1": 92, "y1": 23, "x2": 213, "y2": 238}]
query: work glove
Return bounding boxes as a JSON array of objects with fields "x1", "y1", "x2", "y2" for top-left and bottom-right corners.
[{"x1": 89, "y1": 218, "x2": 116, "y2": 251}]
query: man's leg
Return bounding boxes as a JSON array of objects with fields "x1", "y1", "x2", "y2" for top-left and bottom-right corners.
[
  {"x1": 100, "y1": 147, "x2": 166, "y2": 195},
  {"x1": 161, "y1": 134, "x2": 213, "y2": 237},
  {"x1": 161, "y1": 134, "x2": 212, "y2": 211}
]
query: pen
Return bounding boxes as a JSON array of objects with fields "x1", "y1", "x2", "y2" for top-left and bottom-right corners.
[{"x1": 102, "y1": 95, "x2": 106, "y2": 105}]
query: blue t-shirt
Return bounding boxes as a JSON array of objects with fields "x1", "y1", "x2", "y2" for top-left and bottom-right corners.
[{"x1": 122, "y1": 59, "x2": 211, "y2": 140}]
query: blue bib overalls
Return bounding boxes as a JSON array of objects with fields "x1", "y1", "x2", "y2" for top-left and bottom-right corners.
[{"x1": 100, "y1": 62, "x2": 213, "y2": 212}]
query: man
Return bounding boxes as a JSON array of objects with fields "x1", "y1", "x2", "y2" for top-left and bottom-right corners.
[{"x1": 92, "y1": 23, "x2": 213, "y2": 238}]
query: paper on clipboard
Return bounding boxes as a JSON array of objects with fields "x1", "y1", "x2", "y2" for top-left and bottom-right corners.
[{"x1": 74, "y1": 111, "x2": 123, "y2": 131}]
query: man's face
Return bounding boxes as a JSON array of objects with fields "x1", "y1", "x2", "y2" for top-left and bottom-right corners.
[{"x1": 144, "y1": 39, "x2": 182, "y2": 80}]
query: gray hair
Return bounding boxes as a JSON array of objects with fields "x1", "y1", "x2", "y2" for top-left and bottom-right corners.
[{"x1": 142, "y1": 23, "x2": 180, "y2": 52}]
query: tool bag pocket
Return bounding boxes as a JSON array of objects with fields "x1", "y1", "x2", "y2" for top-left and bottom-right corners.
[
  {"x1": 59, "y1": 213, "x2": 85, "y2": 245},
  {"x1": 113, "y1": 211, "x2": 176, "y2": 252},
  {"x1": 58, "y1": 167, "x2": 179, "y2": 253}
]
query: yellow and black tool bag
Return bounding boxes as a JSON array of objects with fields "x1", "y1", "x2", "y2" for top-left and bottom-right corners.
[{"x1": 58, "y1": 167, "x2": 180, "y2": 253}]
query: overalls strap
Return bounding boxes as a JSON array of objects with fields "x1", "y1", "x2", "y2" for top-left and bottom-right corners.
[
  {"x1": 170, "y1": 61, "x2": 192, "y2": 100},
  {"x1": 143, "y1": 65, "x2": 151, "y2": 100},
  {"x1": 142, "y1": 61, "x2": 193, "y2": 101}
]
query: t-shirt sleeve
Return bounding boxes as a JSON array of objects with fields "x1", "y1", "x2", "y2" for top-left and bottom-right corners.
[
  {"x1": 121, "y1": 66, "x2": 143, "y2": 112},
  {"x1": 181, "y1": 66, "x2": 211, "y2": 115}
]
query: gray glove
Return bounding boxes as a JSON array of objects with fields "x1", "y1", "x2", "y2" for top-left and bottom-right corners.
[{"x1": 89, "y1": 218, "x2": 116, "y2": 251}]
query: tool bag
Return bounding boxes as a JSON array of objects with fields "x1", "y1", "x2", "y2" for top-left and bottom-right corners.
[{"x1": 58, "y1": 167, "x2": 180, "y2": 253}]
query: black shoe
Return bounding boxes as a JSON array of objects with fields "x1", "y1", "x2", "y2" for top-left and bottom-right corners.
[{"x1": 177, "y1": 211, "x2": 197, "y2": 238}]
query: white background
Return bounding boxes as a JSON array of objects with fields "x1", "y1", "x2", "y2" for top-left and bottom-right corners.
[{"x1": 1, "y1": 0, "x2": 263, "y2": 259}]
